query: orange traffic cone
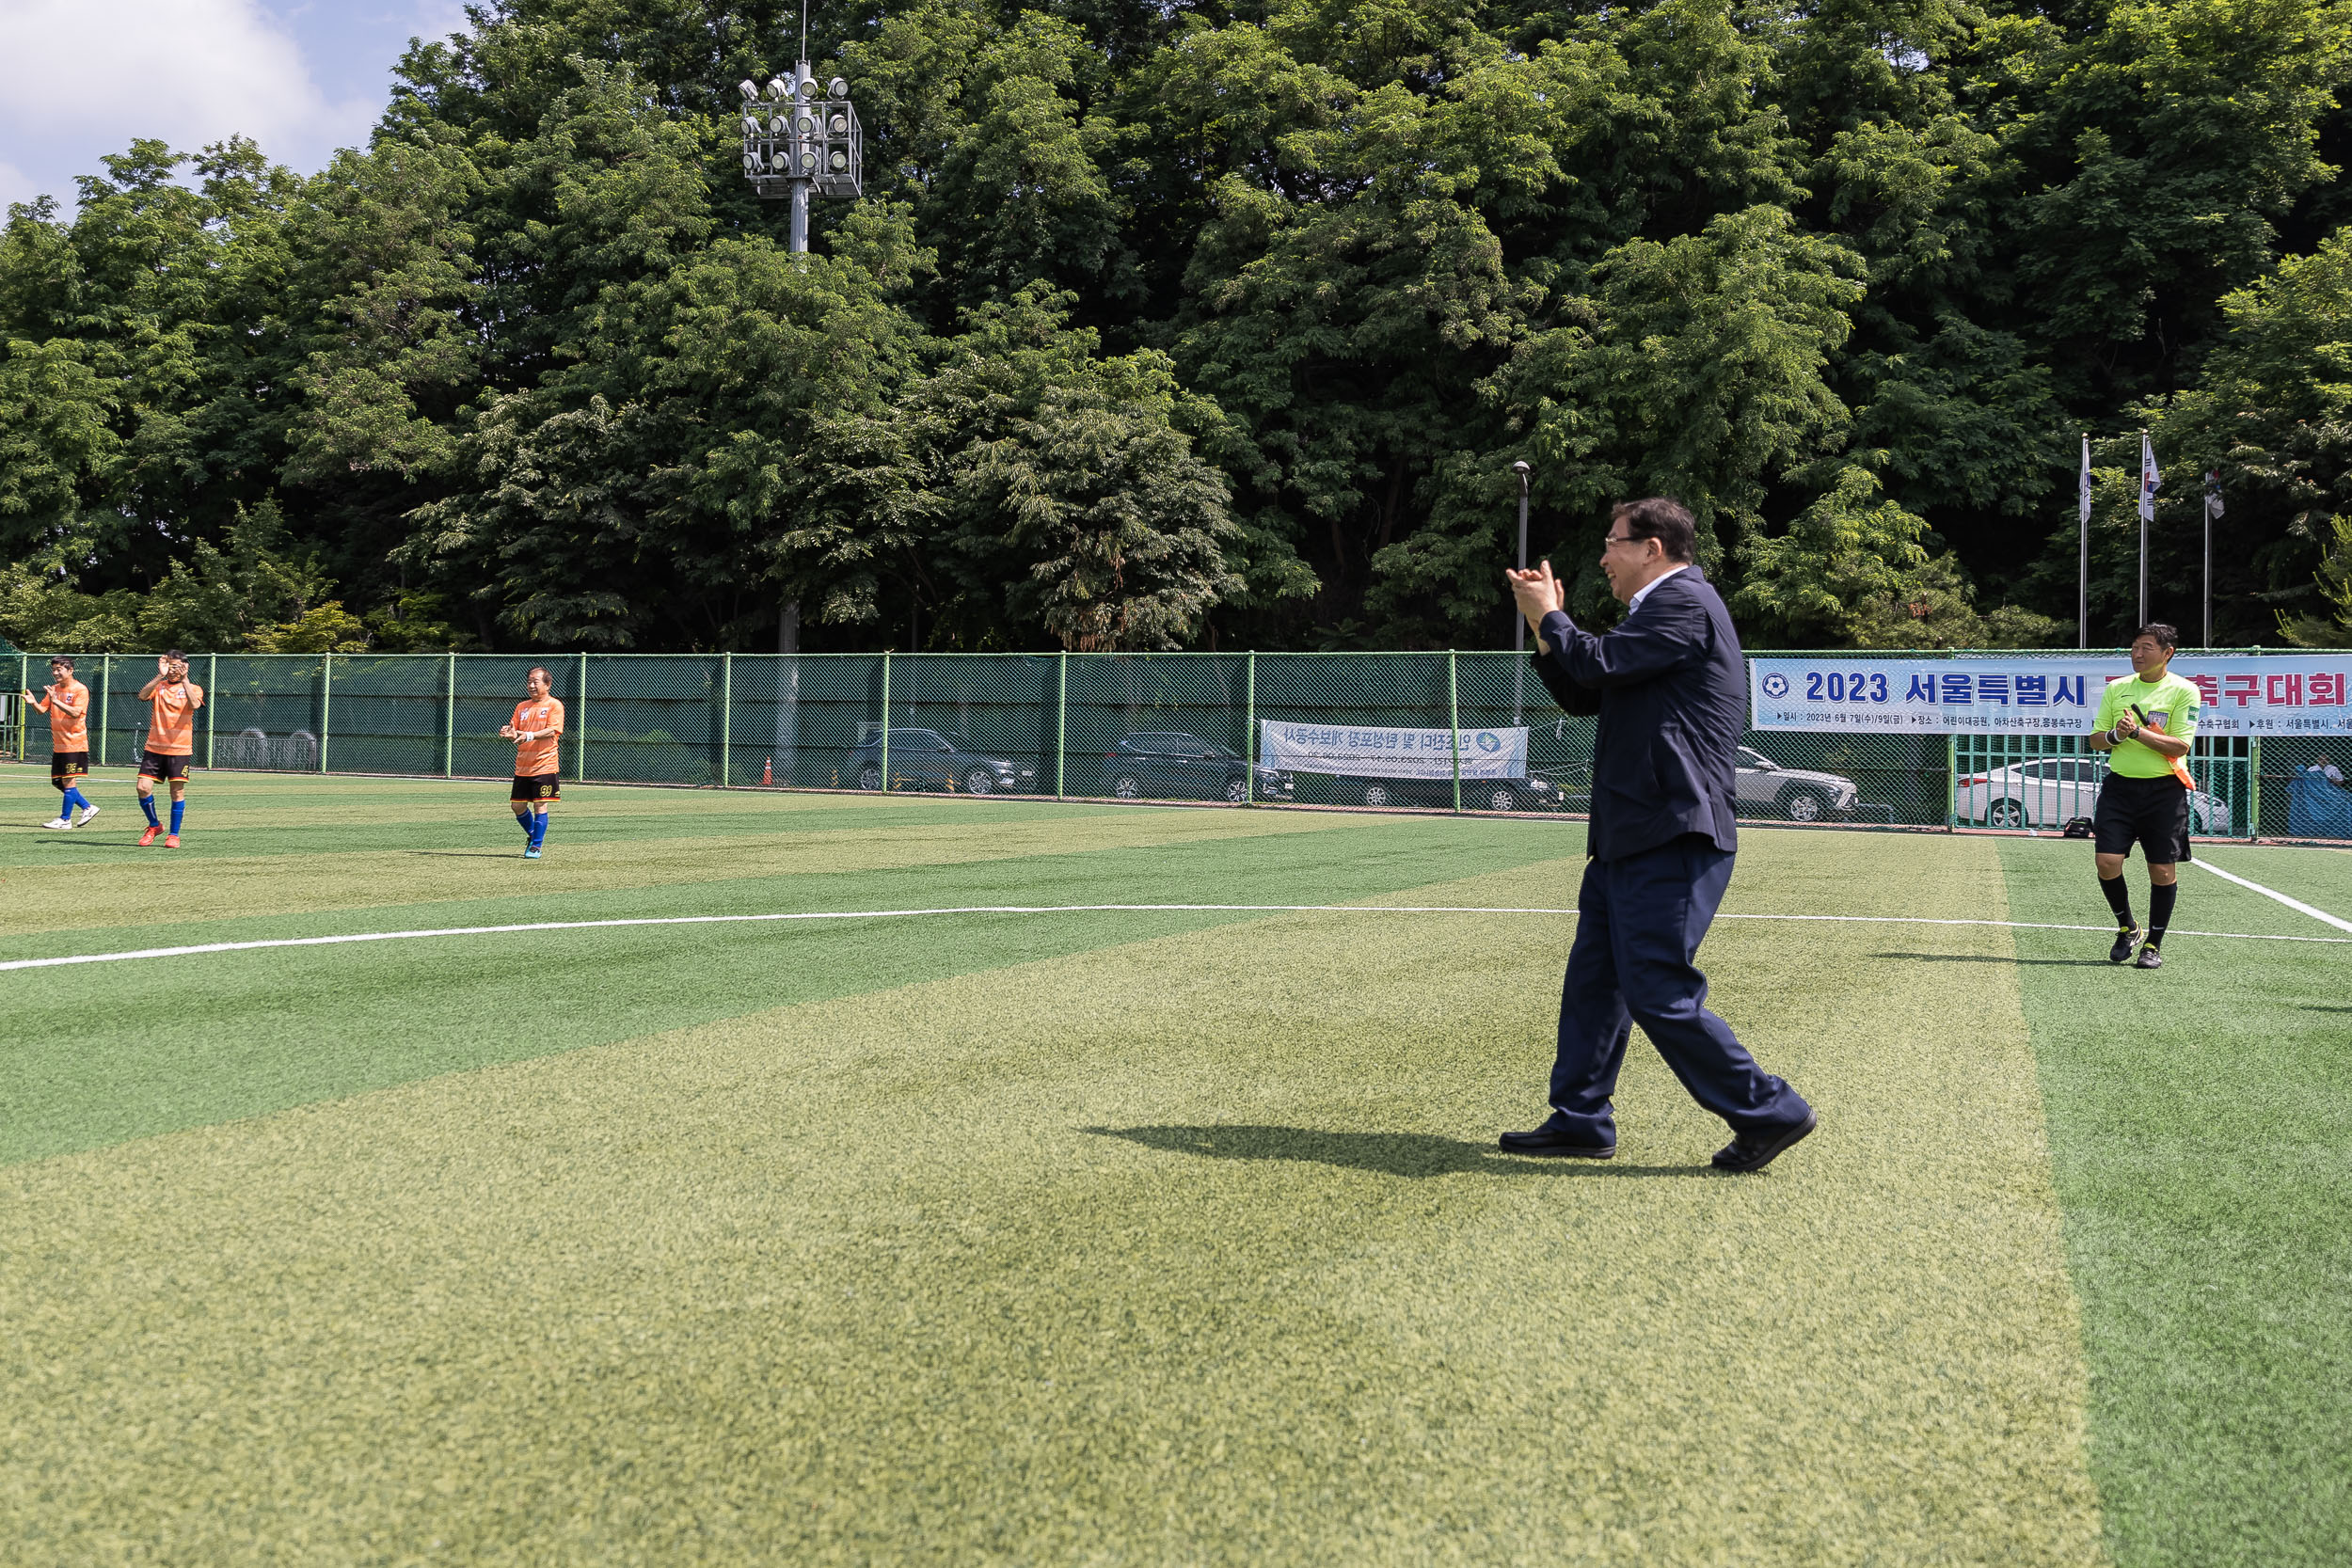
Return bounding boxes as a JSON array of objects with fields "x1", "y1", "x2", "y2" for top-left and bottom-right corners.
[{"x1": 762, "y1": 755, "x2": 773, "y2": 786}]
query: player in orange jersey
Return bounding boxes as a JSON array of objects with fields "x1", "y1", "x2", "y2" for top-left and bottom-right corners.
[
  {"x1": 500, "y1": 664, "x2": 564, "y2": 859},
  {"x1": 24, "y1": 656, "x2": 99, "y2": 829},
  {"x1": 135, "y1": 650, "x2": 204, "y2": 847}
]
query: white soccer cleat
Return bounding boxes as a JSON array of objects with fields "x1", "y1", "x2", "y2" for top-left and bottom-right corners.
[
  {"x1": 72, "y1": 804, "x2": 99, "y2": 827},
  {"x1": 42, "y1": 816, "x2": 72, "y2": 829}
]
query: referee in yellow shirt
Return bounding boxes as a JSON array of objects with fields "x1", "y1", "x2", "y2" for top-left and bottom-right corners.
[{"x1": 2090, "y1": 624, "x2": 2201, "y2": 969}]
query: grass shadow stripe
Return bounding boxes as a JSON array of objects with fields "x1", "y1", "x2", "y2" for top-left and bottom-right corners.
[{"x1": 0, "y1": 829, "x2": 2107, "y2": 1565}]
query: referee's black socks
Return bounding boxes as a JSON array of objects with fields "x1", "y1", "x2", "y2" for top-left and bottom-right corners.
[
  {"x1": 2148, "y1": 881, "x2": 2177, "y2": 947},
  {"x1": 2100, "y1": 874, "x2": 2135, "y2": 930}
]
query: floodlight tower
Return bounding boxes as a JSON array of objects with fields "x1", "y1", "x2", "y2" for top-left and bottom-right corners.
[
  {"x1": 738, "y1": 45, "x2": 861, "y2": 252},
  {"x1": 738, "y1": 18, "x2": 862, "y2": 779}
]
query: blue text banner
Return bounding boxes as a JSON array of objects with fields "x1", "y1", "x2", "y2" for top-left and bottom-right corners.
[{"x1": 1748, "y1": 656, "x2": 2352, "y2": 736}]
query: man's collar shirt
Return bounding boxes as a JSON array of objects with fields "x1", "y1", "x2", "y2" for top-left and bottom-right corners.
[{"x1": 1626, "y1": 562, "x2": 1689, "y2": 617}]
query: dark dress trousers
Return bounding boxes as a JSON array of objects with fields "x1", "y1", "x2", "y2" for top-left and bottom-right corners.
[{"x1": 1530, "y1": 567, "x2": 1811, "y2": 1145}]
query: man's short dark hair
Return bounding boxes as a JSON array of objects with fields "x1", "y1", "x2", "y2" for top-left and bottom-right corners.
[
  {"x1": 1612, "y1": 498, "x2": 1697, "y2": 563},
  {"x1": 50, "y1": 656, "x2": 72, "y2": 670},
  {"x1": 165, "y1": 648, "x2": 185, "y2": 661},
  {"x1": 2134, "y1": 624, "x2": 2180, "y2": 651},
  {"x1": 528, "y1": 664, "x2": 552, "y2": 683}
]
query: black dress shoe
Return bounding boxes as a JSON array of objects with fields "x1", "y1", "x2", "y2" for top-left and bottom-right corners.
[
  {"x1": 1498, "y1": 1125, "x2": 1616, "y2": 1159},
  {"x1": 1710, "y1": 1107, "x2": 1819, "y2": 1173}
]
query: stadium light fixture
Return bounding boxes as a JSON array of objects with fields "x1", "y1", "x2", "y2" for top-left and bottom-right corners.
[{"x1": 741, "y1": 20, "x2": 862, "y2": 253}]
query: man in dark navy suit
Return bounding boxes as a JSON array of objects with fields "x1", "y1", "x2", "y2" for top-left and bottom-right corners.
[{"x1": 1500, "y1": 497, "x2": 1816, "y2": 1172}]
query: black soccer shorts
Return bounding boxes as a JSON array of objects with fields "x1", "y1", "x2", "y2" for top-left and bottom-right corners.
[
  {"x1": 137, "y1": 751, "x2": 191, "y2": 782},
  {"x1": 2093, "y1": 772, "x2": 2193, "y2": 863},
  {"x1": 510, "y1": 772, "x2": 562, "y2": 804},
  {"x1": 50, "y1": 750, "x2": 89, "y2": 786}
]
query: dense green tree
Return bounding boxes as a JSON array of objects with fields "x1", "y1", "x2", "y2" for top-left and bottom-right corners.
[
  {"x1": 0, "y1": 337, "x2": 120, "y2": 571},
  {"x1": 8, "y1": 0, "x2": 2352, "y2": 652},
  {"x1": 905, "y1": 289, "x2": 1243, "y2": 648},
  {"x1": 2119, "y1": 226, "x2": 2352, "y2": 643}
]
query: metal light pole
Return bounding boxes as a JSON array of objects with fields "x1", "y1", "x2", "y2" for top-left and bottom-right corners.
[
  {"x1": 1511, "y1": 460, "x2": 1531, "y2": 724},
  {"x1": 742, "y1": 36, "x2": 862, "y2": 779}
]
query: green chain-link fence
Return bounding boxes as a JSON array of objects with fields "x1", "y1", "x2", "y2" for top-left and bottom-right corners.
[{"x1": 9, "y1": 648, "x2": 2350, "y2": 841}]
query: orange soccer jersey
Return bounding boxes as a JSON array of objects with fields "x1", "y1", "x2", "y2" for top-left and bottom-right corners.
[
  {"x1": 512, "y1": 698, "x2": 564, "y2": 777},
  {"x1": 38, "y1": 679, "x2": 90, "y2": 751},
  {"x1": 146, "y1": 679, "x2": 205, "y2": 755}
]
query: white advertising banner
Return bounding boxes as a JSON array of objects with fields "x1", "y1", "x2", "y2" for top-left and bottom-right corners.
[
  {"x1": 1749, "y1": 656, "x2": 2352, "y2": 736},
  {"x1": 1260, "y1": 721, "x2": 1529, "y2": 779}
]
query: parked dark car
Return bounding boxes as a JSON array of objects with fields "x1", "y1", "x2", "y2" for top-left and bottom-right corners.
[
  {"x1": 1100, "y1": 732, "x2": 1293, "y2": 802},
  {"x1": 1328, "y1": 770, "x2": 1570, "y2": 814},
  {"x1": 847, "y1": 728, "x2": 1036, "y2": 795}
]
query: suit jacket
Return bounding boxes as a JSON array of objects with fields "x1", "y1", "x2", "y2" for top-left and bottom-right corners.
[{"x1": 1532, "y1": 565, "x2": 1744, "y2": 862}]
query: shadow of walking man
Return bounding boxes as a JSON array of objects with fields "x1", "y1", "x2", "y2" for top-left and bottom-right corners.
[{"x1": 1085, "y1": 1124, "x2": 1708, "y2": 1179}]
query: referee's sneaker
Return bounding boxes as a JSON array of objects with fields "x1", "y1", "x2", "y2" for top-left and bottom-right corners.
[{"x1": 2089, "y1": 625, "x2": 2201, "y2": 970}]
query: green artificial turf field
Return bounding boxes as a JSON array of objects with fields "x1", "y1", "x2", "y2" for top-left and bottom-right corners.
[{"x1": 1, "y1": 767, "x2": 2345, "y2": 1566}]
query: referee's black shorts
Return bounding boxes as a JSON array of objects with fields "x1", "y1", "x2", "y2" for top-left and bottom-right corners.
[{"x1": 2093, "y1": 772, "x2": 2193, "y2": 863}]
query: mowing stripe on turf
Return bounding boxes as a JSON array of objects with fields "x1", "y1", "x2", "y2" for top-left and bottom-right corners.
[
  {"x1": 2187, "y1": 854, "x2": 2352, "y2": 933},
  {"x1": 0, "y1": 835, "x2": 2109, "y2": 1564},
  {"x1": 8, "y1": 902, "x2": 2349, "y2": 972}
]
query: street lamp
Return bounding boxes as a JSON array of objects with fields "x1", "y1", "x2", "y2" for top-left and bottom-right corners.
[
  {"x1": 1511, "y1": 460, "x2": 1531, "y2": 724},
  {"x1": 739, "y1": 60, "x2": 862, "y2": 253}
]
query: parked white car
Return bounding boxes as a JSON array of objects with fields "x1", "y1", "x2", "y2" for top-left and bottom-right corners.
[
  {"x1": 1955, "y1": 757, "x2": 2229, "y2": 832},
  {"x1": 1735, "y1": 747, "x2": 1861, "y2": 822}
]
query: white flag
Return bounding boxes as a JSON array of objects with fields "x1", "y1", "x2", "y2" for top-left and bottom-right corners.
[
  {"x1": 2138, "y1": 432, "x2": 2161, "y2": 522},
  {"x1": 2079, "y1": 436, "x2": 2092, "y2": 524}
]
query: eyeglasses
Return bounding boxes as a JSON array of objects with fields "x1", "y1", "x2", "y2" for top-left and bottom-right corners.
[{"x1": 1601, "y1": 532, "x2": 1646, "y2": 550}]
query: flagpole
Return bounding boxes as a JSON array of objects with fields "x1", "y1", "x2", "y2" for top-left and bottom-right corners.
[
  {"x1": 2202, "y1": 470, "x2": 2221, "y2": 648},
  {"x1": 2078, "y1": 433, "x2": 2090, "y2": 649},
  {"x1": 2137, "y1": 428, "x2": 2151, "y2": 631}
]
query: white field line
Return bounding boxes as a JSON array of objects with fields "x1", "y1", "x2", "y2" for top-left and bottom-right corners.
[
  {"x1": 2188, "y1": 856, "x2": 2352, "y2": 935},
  {"x1": 4, "y1": 903, "x2": 2347, "y2": 974}
]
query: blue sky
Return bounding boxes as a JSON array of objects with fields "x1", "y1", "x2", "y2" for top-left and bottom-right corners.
[{"x1": 0, "y1": 0, "x2": 470, "y2": 214}]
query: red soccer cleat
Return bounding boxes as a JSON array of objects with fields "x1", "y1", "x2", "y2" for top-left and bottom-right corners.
[
  {"x1": 138, "y1": 825, "x2": 161, "y2": 847},
  {"x1": 164, "y1": 833, "x2": 181, "y2": 848}
]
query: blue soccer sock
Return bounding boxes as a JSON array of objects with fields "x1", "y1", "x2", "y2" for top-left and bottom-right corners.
[
  {"x1": 140, "y1": 794, "x2": 161, "y2": 828},
  {"x1": 169, "y1": 798, "x2": 185, "y2": 834},
  {"x1": 62, "y1": 786, "x2": 90, "y2": 814},
  {"x1": 515, "y1": 808, "x2": 533, "y2": 834},
  {"x1": 530, "y1": 811, "x2": 548, "y2": 848}
]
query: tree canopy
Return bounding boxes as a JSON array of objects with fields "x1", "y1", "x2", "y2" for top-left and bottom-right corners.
[{"x1": 7, "y1": 0, "x2": 2352, "y2": 653}]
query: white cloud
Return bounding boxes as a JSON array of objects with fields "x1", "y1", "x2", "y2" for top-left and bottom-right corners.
[
  {"x1": 0, "y1": 0, "x2": 381, "y2": 203},
  {"x1": 0, "y1": 156, "x2": 36, "y2": 210}
]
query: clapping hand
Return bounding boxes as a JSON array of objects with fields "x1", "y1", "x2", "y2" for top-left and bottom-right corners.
[
  {"x1": 1505, "y1": 562, "x2": 1565, "y2": 650},
  {"x1": 1504, "y1": 561, "x2": 1564, "y2": 611}
]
